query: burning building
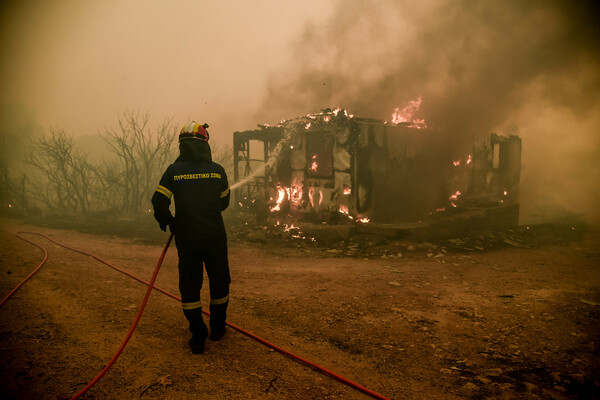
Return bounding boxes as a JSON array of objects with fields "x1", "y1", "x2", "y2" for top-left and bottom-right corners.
[{"x1": 233, "y1": 108, "x2": 521, "y2": 230}]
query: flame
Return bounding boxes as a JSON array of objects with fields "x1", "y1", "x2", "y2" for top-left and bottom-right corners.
[
  {"x1": 270, "y1": 181, "x2": 304, "y2": 212},
  {"x1": 391, "y1": 97, "x2": 426, "y2": 128},
  {"x1": 301, "y1": 108, "x2": 353, "y2": 123},
  {"x1": 503, "y1": 190, "x2": 508, "y2": 196},
  {"x1": 310, "y1": 154, "x2": 318, "y2": 172},
  {"x1": 305, "y1": 122, "x2": 311, "y2": 130},
  {"x1": 8, "y1": 204, "x2": 12, "y2": 208},
  {"x1": 343, "y1": 185, "x2": 351, "y2": 195},
  {"x1": 277, "y1": 223, "x2": 313, "y2": 241},
  {"x1": 454, "y1": 155, "x2": 472, "y2": 166},
  {"x1": 449, "y1": 191, "x2": 461, "y2": 201},
  {"x1": 307, "y1": 188, "x2": 324, "y2": 209},
  {"x1": 283, "y1": 223, "x2": 298, "y2": 232},
  {"x1": 339, "y1": 204, "x2": 349, "y2": 215},
  {"x1": 332, "y1": 107, "x2": 352, "y2": 118},
  {"x1": 286, "y1": 183, "x2": 303, "y2": 207},
  {"x1": 357, "y1": 217, "x2": 370, "y2": 223},
  {"x1": 270, "y1": 186, "x2": 286, "y2": 212}
]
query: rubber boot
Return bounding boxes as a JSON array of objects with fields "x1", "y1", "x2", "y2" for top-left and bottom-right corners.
[
  {"x1": 183, "y1": 307, "x2": 208, "y2": 353},
  {"x1": 209, "y1": 302, "x2": 228, "y2": 341}
]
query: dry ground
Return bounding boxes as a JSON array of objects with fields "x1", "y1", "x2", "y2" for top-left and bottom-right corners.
[{"x1": 0, "y1": 217, "x2": 599, "y2": 399}]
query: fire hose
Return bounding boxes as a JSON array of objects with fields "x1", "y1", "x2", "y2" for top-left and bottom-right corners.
[
  {"x1": 1, "y1": 231, "x2": 391, "y2": 400},
  {"x1": 0, "y1": 234, "x2": 48, "y2": 308}
]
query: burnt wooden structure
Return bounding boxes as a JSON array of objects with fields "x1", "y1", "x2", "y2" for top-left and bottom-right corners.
[{"x1": 233, "y1": 109, "x2": 521, "y2": 225}]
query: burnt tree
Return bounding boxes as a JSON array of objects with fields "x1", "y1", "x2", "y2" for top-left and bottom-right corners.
[
  {"x1": 27, "y1": 128, "x2": 95, "y2": 213},
  {"x1": 102, "y1": 112, "x2": 176, "y2": 212}
]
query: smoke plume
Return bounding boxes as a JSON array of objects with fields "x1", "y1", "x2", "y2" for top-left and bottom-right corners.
[{"x1": 256, "y1": 0, "x2": 600, "y2": 223}]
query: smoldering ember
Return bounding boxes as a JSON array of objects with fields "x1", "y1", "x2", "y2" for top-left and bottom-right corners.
[{"x1": 0, "y1": 107, "x2": 598, "y2": 399}]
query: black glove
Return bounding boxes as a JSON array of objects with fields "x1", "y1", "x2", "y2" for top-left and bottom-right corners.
[{"x1": 159, "y1": 221, "x2": 175, "y2": 233}]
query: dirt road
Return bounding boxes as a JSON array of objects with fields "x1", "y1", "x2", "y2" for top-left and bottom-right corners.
[{"x1": 1, "y1": 217, "x2": 599, "y2": 399}]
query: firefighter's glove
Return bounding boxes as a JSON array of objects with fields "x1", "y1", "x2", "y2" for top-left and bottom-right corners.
[{"x1": 159, "y1": 222, "x2": 175, "y2": 233}]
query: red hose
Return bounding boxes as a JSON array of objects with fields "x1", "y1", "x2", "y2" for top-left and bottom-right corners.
[
  {"x1": 0, "y1": 234, "x2": 48, "y2": 308},
  {"x1": 17, "y1": 231, "x2": 181, "y2": 302},
  {"x1": 69, "y1": 232, "x2": 174, "y2": 400},
  {"x1": 10, "y1": 232, "x2": 391, "y2": 400}
]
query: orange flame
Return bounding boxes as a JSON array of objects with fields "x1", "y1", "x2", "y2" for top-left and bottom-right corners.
[
  {"x1": 391, "y1": 97, "x2": 426, "y2": 128},
  {"x1": 343, "y1": 185, "x2": 351, "y2": 195},
  {"x1": 310, "y1": 154, "x2": 318, "y2": 172},
  {"x1": 332, "y1": 107, "x2": 353, "y2": 118},
  {"x1": 283, "y1": 223, "x2": 298, "y2": 232},
  {"x1": 270, "y1": 186, "x2": 287, "y2": 212},
  {"x1": 449, "y1": 190, "x2": 461, "y2": 201},
  {"x1": 339, "y1": 204, "x2": 349, "y2": 215},
  {"x1": 286, "y1": 183, "x2": 303, "y2": 207}
]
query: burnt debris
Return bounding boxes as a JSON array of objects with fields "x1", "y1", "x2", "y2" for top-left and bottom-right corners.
[{"x1": 233, "y1": 108, "x2": 522, "y2": 238}]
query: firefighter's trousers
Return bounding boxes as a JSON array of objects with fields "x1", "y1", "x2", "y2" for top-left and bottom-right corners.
[{"x1": 176, "y1": 237, "x2": 230, "y2": 339}]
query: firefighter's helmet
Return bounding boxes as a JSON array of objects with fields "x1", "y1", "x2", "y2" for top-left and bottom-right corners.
[{"x1": 179, "y1": 121, "x2": 209, "y2": 142}]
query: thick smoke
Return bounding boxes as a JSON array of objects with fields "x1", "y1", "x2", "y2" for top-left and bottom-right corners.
[{"x1": 256, "y1": 0, "x2": 600, "y2": 223}]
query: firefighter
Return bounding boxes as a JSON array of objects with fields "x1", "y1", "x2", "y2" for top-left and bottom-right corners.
[{"x1": 151, "y1": 121, "x2": 231, "y2": 354}]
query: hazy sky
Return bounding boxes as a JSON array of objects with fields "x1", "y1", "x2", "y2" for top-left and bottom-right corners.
[
  {"x1": 1, "y1": 0, "x2": 333, "y2": 143},
  {"x1": 2, "y1": 0, "x2": 599, "y2": 222}
]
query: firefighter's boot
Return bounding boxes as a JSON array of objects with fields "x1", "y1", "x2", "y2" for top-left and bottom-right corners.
[
  {"x1": 209, "y1": 301, "x2": 228, "y2": 341},
  {"x1": 183, "y1": 307, "x2": 208, "y2": 353}
]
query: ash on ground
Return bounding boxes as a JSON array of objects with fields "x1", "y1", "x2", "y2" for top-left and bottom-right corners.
[{"x1": 226, "y1": 212, "x2": 590, "y2": 259}]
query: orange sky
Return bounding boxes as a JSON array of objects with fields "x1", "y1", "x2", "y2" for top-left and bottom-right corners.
[{"x1": 1, "y1": 0, "x2": 332, "y2": 145}]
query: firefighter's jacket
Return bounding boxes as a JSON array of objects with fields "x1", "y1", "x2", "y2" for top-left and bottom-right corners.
[{"x1": 152, "y1": 154, "x2": 230, "y2": 240}]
